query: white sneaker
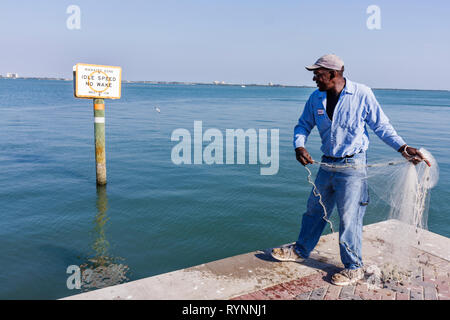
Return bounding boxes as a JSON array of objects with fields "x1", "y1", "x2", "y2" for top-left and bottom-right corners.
[
  {"x1": 271, "y1": 244, "x2": 306, "y2": 263},
  {"x1": 331, "y1": 268, "x2": 364, "y2": 286}
]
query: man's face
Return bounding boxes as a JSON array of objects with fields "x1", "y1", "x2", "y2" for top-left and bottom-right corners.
[{"x1": 312, "y1": 68, "x2": 333, "y2": 91}]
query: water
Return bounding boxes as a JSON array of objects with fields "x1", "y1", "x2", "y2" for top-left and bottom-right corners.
[{"x1": 0, "y1": 79, "x2": 449, "y2": 299}]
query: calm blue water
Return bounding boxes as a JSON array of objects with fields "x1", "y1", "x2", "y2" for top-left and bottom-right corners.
[{"x1": 0, "y1": 79, "x2": 449, "y2": 299}]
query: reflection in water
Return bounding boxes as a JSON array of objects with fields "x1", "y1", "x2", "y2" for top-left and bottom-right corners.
[{"x1": 80, "y1": 185, "x2": 130, "y2": 291}]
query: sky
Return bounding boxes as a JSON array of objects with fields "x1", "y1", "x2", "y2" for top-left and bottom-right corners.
[{"x1": 0, "y1": 0, "x2": 449, "y2": 90}]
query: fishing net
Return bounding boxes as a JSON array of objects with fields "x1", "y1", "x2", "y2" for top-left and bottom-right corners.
[
  {"x1": 368, "y1": 148, "x2": 439, "y2": 230},
  {"x1": 305, "y1": 148, "x2": 439, "y2": 287},
  {"x1": 365, "y1": 148, "x2": 439, "y2": 287}
]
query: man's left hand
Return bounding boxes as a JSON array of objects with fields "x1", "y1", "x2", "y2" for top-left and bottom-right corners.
[{"x1": 398, "y1": 144, "x2": 431, "y2": 167}]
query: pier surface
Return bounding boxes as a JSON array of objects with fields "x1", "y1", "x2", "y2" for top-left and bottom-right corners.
[{"x1": 63, "y1": 220, "x2": 449, "y2": 300}]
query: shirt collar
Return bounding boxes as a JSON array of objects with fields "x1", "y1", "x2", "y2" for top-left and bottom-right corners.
[{"x1": 342, "y1": 78, "x2": 355, "y2": 95}]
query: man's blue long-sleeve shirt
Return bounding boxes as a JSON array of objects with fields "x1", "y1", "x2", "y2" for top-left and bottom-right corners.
[{"x1": 293, "y1": 78, "x2": 406, "y2": 157}]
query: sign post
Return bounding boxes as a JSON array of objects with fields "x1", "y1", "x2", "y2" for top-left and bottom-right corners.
[
  {"x1": 73, "y1": 63, "x2": 122, "y2": 185},
  {"x1": 93, "y1": 98, "x2": 107, "y2": 185}
]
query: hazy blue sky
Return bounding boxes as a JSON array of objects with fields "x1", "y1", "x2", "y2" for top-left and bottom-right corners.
[{"x1": 1, "y1": 0, "x2": 449, "y2": 89}]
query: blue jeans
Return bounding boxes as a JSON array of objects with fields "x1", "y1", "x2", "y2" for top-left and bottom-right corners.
[{"x1": 295, "y1": 151, "x2": 369, "y2": 270}]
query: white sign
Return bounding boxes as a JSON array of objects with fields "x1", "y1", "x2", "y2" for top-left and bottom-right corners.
[{"x1": 74, "y1": 63, "x2": 122, "y2": 99}]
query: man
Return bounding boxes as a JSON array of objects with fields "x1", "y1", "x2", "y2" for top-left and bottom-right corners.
[{"x1": 271, "y1": 54, "x2": 430, "y2": 286}]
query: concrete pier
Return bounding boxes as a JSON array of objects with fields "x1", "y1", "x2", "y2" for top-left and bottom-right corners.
[{"x1": 62, "y1": 220, "x2": 449, "y2": 300}]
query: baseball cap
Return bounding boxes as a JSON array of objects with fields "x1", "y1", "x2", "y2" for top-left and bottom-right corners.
[{"x1": 305, "y1": 54, "x2": 344, "y2": 71}]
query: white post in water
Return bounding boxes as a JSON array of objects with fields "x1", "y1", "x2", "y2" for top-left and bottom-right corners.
[{"x1": 73, "y1": 63, "x2": 122, "y2": 185}]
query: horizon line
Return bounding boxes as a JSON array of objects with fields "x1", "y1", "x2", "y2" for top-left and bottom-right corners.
[{"x1": 1, "y1": 76, "x2": 449, "y2": 92}]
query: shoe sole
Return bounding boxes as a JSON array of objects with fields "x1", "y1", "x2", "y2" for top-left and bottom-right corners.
[
  {"x1": 331, "y1": 276, "x2": 364, "y2": 286},
  {"x1": 270, "y1": 253, "x2": 302, "y2": 262},
  {"x1": 270, "y1": 247, "x2": 305, "y2": 263}
]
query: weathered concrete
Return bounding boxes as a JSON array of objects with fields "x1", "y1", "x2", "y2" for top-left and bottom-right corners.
[{"x1": 62, "y1": 219, "x2": 449, "y2": 300}]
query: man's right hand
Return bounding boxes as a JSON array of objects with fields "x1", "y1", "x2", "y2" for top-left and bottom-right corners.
[{"x1": 295, "y1": 147, "x2": 314, "y2": 166}]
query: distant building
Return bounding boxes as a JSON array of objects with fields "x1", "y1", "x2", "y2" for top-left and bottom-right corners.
[{"x1": 6, "y1": 73, "x2": 19, "y2": 78}]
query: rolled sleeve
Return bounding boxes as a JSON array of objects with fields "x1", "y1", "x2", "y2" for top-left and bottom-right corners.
[{"x1": 293, "y1": 97, "x2": 315, "y2": 149}]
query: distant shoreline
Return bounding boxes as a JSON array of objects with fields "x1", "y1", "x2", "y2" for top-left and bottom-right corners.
[{"x1": 0, "y1": 77, "x2": 448, "y2": 92}]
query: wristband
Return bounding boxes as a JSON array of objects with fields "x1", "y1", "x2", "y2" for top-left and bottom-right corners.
[{"x1": 403, "y1": 145, "x2": 411, "y2": 157}]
